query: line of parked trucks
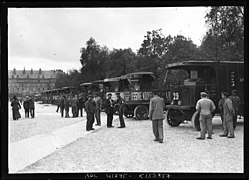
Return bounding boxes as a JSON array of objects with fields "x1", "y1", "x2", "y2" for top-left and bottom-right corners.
[{"x1": 40, "y1": 60, "x2": 244, "y2": 131}]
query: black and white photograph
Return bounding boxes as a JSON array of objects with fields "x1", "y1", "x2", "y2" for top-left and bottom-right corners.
[{"x1": 2, "y1": 1, "x2": 247, "y2": 179}]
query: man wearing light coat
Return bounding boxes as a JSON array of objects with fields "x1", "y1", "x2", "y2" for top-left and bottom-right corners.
[{"x1": 149, "y1": 91, "x2": 165, "y2": 143}]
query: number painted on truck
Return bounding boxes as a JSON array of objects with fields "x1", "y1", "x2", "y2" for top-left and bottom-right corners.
[{"x1": 173, "y1": 92, "x2": 179, "y2": 100}]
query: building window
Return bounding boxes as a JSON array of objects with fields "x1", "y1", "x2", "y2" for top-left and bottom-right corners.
[
  {"x1": 38, "y1": 88, "x2": 40, "y2": 91},
  {"x1": 22, "y1": 84, "x2": 24, "y2": 87},
  {"x1": 17, "y1": 88, "x2": 19, "y2": 91},
  {"x1": 33, "y1": 87, "x2": 36, "y2": 91},
  {"x1": 43, "y1": 88, "x2": 45, "y2": 91},
  {"x1": 22, "y1": 88, "x2": 24, "y2": 91}
]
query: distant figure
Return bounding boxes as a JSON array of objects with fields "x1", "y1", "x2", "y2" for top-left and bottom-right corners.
[
  {"x1": 56, "y1": 96, "x2": 61, "y2": 113},
  {"x1": 149, "y1": 91, "x2": 165, "y2": 143},
  {"x1": 228, "y1": 90, "x2": 241, "y2": 130},
  {"x1": 64, "y1": 96, "x2": 70, "y2": 118},
  {"x1": 195, "y1": 92, "x2": 216, "y2": 140},
  {"x1": 29, "y1": 97, "x2": 35, "y2": 118},
  {"x1": 105, "y1": 93, "x2": 114, "y2": 128},
  {"x1": 11, "y1": 96, "x2": 21, "y2": 120},
  {"x1": 219, "y1": 92, "x2": 235, "y2": 138},
  {"x1": 94, "y1": 93, "x2": 102, "y2": 126},
  {"x1": 71, "y1": 95, "x2": 78, "y2": 118},
  {"x1": 85, "y1": 94, "x2": 96, "y2": 131},
  {"x1": 60, "y1": 95, "x2": 65, "y2": 117},
  {"x1": 115, "y1": 92, "x2": 126, "y2": 128},
  {"x1": 218, "y1": 97, "x2": 225, "y2": 130},
  {"x1": 78, "y1": 95, "x2": 85, "y2": 117},
  {"x1": 23, "y1": 96, "x2": 30, "y2": 118}
]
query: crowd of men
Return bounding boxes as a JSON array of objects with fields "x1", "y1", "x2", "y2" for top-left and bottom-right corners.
[
  {"x1": 10, "y1": 89, "x2": 241, "y2": 143},
  {"x1": 10, "y1": 95, "x2": 35, "y2": 120},
  {"x1": 196, "y1": 90, "x2": 241, "y2": 140},
  {"x1": 55, "y1": 92, "x2": 126, "y2": 131}
]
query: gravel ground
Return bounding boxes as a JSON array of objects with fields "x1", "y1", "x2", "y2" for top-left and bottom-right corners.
[
  {"x1": 17, "y1": 113, "x2": 244, "y2": 173},
  {"x1": 9, "y1": 102, "x2": 83, "y2": 143}
]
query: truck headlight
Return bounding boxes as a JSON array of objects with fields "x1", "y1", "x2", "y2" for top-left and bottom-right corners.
[
  {"x1": 170, "y1": 100, "x2": 174, "y2": 105},
  {"x1": 177, "y1": 100, "x2": 182, "y2": 105}
]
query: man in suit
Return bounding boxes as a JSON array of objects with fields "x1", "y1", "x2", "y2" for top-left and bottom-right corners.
[
  {"x1": 94, "y1": 92, "x2": 102, "y2": 126},
  {"x1": 196, "y1": 92, "x2": 216, "y2": 140},
  {"x1": 85, "y1": 94, "x2": 96, "y2": 131},
  {"x1": 23, "y1": 96, "x2": 30, "y2": 118},
  {"x1": 29, "y1": 97, "x2": 35, "y2": 118},
  {"x1": 228, "y1": 90, "x2": 241, "y2": 130},
  {"x1": 149, "y1": 91, "x2": 165, "y2": 143},
  {"x1": 105, "y1": 93, "x2": 114, "y2": 128},
  {"x1": 115, "y1": 92, "x2": 126, "y2": 128},
  {"x1": 219, "y1": 92, "x2": 235, "y2": 138}
]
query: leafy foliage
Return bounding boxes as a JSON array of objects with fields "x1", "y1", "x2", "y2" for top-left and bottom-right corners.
[{"x1": 200, "y1": 6, "x2": 244, "y2": 61}]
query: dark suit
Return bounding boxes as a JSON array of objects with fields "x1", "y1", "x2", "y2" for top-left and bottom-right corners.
[
  {"x1": 23, "y1": 100, "x2": 30, "y2": 118},
  {"x1": 105, "y1": 98, "x2": 114, "y2": 127},
  {"x1": 85, "y1": 99, "x2": 96, "y2": 131},
  {"x1": 116, "y1": 96, "x2": 125, "y2": 127}
]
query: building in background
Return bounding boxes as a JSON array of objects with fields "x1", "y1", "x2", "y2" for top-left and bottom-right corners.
[{"x1": 8, "y1": 68, "x2": 63, "y2": 99}]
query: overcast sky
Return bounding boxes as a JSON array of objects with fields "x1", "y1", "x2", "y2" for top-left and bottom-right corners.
[{"x1": 8, "y1": 7, "x2": 210, "y2": 72}]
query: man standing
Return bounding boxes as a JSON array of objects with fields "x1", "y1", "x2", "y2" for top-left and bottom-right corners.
[
  {"x1": 64, "y1": 96, "x2": 70, "y2": 118},
  {"x1": 60, "y1": 95, "x2": 65, "y2": 118},
  {"x1": 115, "y1": 92, "x2": 126, "y2": 128},
  {"x1": 218, "y1": 97, "x2": 225, "y2": 130},
  {"x1": 71, "y1": 95, "x2": 78, "y2": 118},
  {"x1": 196, "y1": 92, "x2": 216, "y2": 140},
  {"x1": 149, "y1": 91, "x2": 165, "y2": 143},
  {"x1": 23, "y1": 96, "x2": 30, "y2": 118},
  {"x1": 94, "y1": 93, "x2": 102, "y2": 126},
  {"x1": 228, "y1": 90, "x2": 241, "y2": 130},
  {"x1": 85, "y1": 94, "x2": 96, "y2": 131},
  {"x1": 56, "y1": 96, "x2": 61, "y2": 113},
  {"x1": 78, "y1": 94, "x2": 85, "y2": 117},
  {"x1": 29, "y1": 97, "x2": 35, "y2": 118},
  {"x1": 105, "y1": 93, "x2": 114, "y2": 128},
  {"x1": 219, "y1": 92, "x2": 235, "y2": 138}
]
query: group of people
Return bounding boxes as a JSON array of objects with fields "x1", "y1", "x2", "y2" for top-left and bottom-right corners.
[
  {"x1": 196, "y1": 90, "x2": 241, "y2": 140},
  {"x1": 148, "y1": 89, "x2": 241, "y2": 144},
  {"x1": 10, "y1": 95, "x2": 35, "y2": 120},
  {"x1": 56, "y1": 94, "x2": 85, "y2": 118},
  {"x1": 84, "y1": 92, "x2": 126, "y2": 131},
  {"x1": 23, "y1": 96, "x2": 35, "y2": 118}
]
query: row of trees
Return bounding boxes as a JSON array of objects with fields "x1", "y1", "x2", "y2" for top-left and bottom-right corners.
[{"x1": 55, "y1": 6, "x2": 244, "y2": 89}]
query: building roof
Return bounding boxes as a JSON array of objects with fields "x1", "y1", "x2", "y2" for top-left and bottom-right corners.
[{"x1": 8, "y1": 69, "x2": 62, "y2": 79}]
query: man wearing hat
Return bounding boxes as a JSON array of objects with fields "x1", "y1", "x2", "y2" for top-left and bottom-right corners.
[
  {"x1": 220, "y1": 92, "x2": 235, "y2": 138},
  {"x1": 105, "y1": 93, "x2": 114, "y2": 128},
  {"x1": 94, "y1": 92, "x2": 102, "y2": 126},
  {"x1": 228, "y1": 90, "x2": 241, "y2": 130},
  {"x1": 85, "y1": 94, "x2": 96, "y2": 131},
  {"x1": 196, "y1": 92, "x2": 216, "y2": 140},
  {"x1": 115, "y1": 92, "x2": 126, "y2": 128},
  {"x1": 23, "y1": 96, "x2": 30, "y2": 118}
]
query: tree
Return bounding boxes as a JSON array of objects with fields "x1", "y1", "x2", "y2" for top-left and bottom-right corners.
[
  {"x1": 137, "y1": 29, "x2": 172, "y2": 88},
  {"x1": 105, "y1": 48, "x2": 136, "y2": 78},
  {"x1": 79, "y1": 38, "x2": 109, "y2": 82},
  {"x1": 163, "y1": 35, "x2": 202, "y2": 63},
  {"x1": 200, "y1": 6, "x2": 244, "y2": 61}
]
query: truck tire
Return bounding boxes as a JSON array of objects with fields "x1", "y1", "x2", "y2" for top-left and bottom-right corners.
[
  {"x1": 191, "y1": 111, "x2": 201, "y2": 131},
  {"x1": 166, "y1": 109, "x2": 181, "y2": 127},
  {"x1": 134, "y1": 105, "x2": 149, "y2": 120}
]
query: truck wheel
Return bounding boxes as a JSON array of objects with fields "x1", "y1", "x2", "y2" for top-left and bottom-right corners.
[
  {"x1": 166, "y1": 109, "x2": 181, "y2": 127},
  {"x1": 134, "y1": 105, "x2": 149, "y2": 120},
  {"x1": 191, "y1": 111, "x2": 201, "y2": 131}
]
